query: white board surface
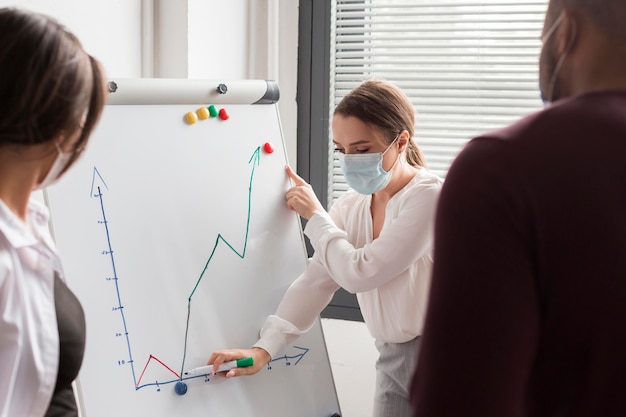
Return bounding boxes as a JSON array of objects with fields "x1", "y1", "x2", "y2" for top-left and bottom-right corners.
[{"x1": 45, "y1": 81, "x2": 341, "y2": 417}]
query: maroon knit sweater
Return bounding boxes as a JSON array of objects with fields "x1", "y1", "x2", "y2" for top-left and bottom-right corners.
[{"x1": 411, "y1": 91, "x2": 626, "y2": 417}]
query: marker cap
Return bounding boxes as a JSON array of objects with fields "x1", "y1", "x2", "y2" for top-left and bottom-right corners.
[{"x1": 236, "y1": 357, "x2": 254, "y2": 367}]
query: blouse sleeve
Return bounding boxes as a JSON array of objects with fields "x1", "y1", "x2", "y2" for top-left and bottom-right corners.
[
  {"x1": 253, "y1": 253, "x2": 341, "y2": 358},
  {"x1": 304, "y1": 183, "x2": 440, "y2": 293},
  {"x1": 0, "y1": 256, "x2": 18, "y2": 417}
]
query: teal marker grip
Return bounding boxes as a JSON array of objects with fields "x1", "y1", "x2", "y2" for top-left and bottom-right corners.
[{"x1": 236, "y1": 357, "x2": 254, "y2": 367}]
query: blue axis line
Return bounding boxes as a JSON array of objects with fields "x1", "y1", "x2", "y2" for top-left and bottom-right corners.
[
  {"x1": 94, "y1": 146, "x2": 305, "y2": 392},
  {"x1": 96, "y1": 185, "x2": 138, "y2": 388},
  {"x1": 269, "y1": 346, "x2": 309, "y2": 367},
  {"x1": 140, "y1": 346, "x2": 309, "y2": 390},
  {"x1": 137, "y1": 372, "x2": 211, "y2": 391}
]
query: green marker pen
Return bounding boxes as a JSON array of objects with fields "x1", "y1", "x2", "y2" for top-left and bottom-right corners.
[{"x1": 183, "y1": 357, "x2": 254, "y2": 376}]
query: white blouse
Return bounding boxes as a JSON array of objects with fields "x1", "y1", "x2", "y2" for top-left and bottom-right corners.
[
  {"x1": 0, "y1": 198, "x2": 63, "y2": 417},
  {"x1": 255, "y1": 168, "x2": 442, "y2": 358}
]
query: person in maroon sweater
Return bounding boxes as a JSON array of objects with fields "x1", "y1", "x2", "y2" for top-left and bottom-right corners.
[{"x1": 411, "y1": 1, "x2": 626, "y2": 416}]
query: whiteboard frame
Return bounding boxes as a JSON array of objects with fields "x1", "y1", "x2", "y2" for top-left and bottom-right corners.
[{"x1": 106, "y1": 78, "x2": 280, "y2": 105}]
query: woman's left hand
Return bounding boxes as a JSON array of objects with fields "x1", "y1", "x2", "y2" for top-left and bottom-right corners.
[
  {"x1": 285, "y1": 165, "x2": 325, "y2": 220},
  {"x1": 207, "y1": 347, "x2": 270, "y2": 378}
]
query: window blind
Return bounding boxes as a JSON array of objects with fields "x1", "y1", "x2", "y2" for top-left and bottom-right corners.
[{"x1": 329, "y1": 0, "x2": 549, "y2": 204}]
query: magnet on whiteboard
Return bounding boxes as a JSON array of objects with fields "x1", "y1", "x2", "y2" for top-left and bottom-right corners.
[
  {"x1": 263, "y1": 142, "x2": 275, "y2": 154},
  {"x1": 185, "y1": 111, "x2": 198, "y2": 124},
  {"x1": 197, "y1": 107, "x2": 210, "y2": 120},
  {"x1": 218, "y1": 108, "x2": 230, "y2": 121},
  {"x1": 174, "y1": 381, "x2": 188, "y2": 395}
]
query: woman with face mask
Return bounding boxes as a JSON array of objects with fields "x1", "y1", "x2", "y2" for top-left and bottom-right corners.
[
  {"x1": 209, "y1": 79, "x2": 442, "y2": 416},
  {"x1": 0, "y1": 8, "x2": 107, "y2": 417}
]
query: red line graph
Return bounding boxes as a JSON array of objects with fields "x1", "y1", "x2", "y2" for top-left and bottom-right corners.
[{"x1": 136, "y1": 355, "x2": 181, "y2": 388}]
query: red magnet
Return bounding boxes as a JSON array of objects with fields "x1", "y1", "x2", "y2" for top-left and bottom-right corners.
[
  {"x1": 218, "y1": 108, "x2": 230, "y2": 120},
  {"x1": 263, "y1": 142, "x2": 275, "y2": 154}
]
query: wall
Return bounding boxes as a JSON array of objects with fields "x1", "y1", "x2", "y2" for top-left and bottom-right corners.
[
  {"x1": 0, "y1": 0, "x2": 143, "y2": 204},
  {"x1": 0, "y1": 2, "x2": 375, "y2": 415},
  {"x1": 0, "y1": 0, "x2": 142, "y2": 77},
  {"x1": 0, "y1": 0, "x2": 298, "y2": 167}
]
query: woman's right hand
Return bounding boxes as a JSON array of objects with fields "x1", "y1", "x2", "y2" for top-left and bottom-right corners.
[
  {"x1": 285, "y1": 165, "x2": 325, "y2": 220},
  {"x1": 207, "y1": 347, "x2": 271, "y2": 378}
]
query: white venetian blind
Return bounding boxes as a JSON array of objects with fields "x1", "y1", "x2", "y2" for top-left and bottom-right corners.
[{"x1": 329, "y1": 0, "x2": 548, "y2": 204}]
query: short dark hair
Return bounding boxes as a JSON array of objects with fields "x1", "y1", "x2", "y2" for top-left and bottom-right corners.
[
  {"x1": 549, "y1": 0, "x2": 626, "y2": 43},
  {"x1": 0, "y1": 7, "x2": 107, "y2": 165}
]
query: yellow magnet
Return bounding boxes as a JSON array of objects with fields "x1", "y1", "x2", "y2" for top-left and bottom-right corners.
[
  {"x1": 197, "y1": 107, "x2": 210, "y2": 120},
  {"x1": 185, "y1": 111, "x2": 198, "y2": 124}
]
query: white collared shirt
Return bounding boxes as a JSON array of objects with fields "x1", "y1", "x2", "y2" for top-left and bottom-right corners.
[
  {"x1": 0, "y1": 197, "x2": 62, "y2": 417},
  {"x1": 255, "y1": 168, "x2": 442, "y2": 358}
]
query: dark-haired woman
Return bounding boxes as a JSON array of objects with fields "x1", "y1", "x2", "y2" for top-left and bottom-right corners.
[
  {"x1": 0, "y1": 7, "x2": 107, "y2": 417},
  {"x1": 209, "y1": 79, "x2": 442, "y2": 416}
]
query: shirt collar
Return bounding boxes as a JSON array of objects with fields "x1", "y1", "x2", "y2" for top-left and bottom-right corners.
[{"x1": 0, "y1": 197, "x2": 50, "y2": 248}]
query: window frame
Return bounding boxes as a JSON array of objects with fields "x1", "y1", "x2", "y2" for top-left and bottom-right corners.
[
  {"x1": 298, "y1": 0, "x2": 548, "y2": 322},
  {"x1": 298, "y1": 0, "x2": 364, "y2": 321}
]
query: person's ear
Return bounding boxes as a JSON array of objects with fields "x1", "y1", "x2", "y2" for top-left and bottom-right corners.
[
  {"x1": 555, "y1": 11, "x2": 577, "y2": 55},
  {"x1": 397, "y1": 130, "x2": 410, "y2": 152}
]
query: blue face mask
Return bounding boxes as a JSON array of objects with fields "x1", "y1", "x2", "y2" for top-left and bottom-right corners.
[
  {"x1": 539, "y1": 82, "x2": 549, "y2": 106},
  {"x1": 338, "y1": 137, "x2": 398, "y2": 195}
]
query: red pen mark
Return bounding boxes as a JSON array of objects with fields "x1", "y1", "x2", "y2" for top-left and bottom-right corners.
[{"x1": 136, "y1": 355, "x2": 181, "y2": 389}]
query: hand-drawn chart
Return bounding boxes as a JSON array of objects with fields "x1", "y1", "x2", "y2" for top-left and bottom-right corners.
[{"x1": 46, "y1": 98, "x2": 340, "y2": 417}]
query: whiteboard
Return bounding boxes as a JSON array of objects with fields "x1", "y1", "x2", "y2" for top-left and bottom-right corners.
[{"x1": 45, "y1": 80, "x2": 341, "y2": 417}]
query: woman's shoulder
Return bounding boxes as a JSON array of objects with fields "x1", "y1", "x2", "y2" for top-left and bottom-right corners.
[
  {"x1": 383, "y1": 169, "x2": 442, "y2": 213},
  {"x1": 403, "y1": 168, "x2": 443, "y2": 196}
]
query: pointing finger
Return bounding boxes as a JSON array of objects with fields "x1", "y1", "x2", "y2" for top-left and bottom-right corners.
[{"x1": 285, "y1": 165, "x2": 308, "y2": 186}]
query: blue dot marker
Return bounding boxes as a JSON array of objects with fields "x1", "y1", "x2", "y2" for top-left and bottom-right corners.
[{"x1": 175, "y1": 381, "x2": 188, "y2": 395}]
